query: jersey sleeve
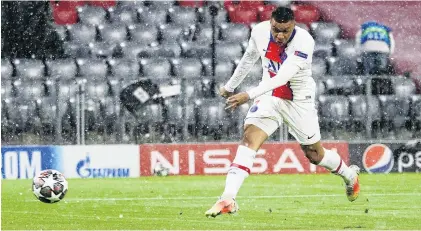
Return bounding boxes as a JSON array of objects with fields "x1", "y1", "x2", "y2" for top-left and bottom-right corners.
[
  {"x1": 246, "y1": 36, "x2": 314, "y2": 99},
  {"x1": 224, "y1": 29, "x2": 260, "y2": 92}
]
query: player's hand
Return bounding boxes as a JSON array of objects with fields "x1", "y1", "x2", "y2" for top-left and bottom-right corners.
[
  {"x1": 219, "y1": 86, "x2": 234, "y2": 99},
  {"x1": 225, "y1": 92, "x2": 250, "y2": 111}
]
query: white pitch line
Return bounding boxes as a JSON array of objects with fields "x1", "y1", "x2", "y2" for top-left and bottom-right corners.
[{"x1": 25, "y1": 192, "x2": 421, "y2": 202}]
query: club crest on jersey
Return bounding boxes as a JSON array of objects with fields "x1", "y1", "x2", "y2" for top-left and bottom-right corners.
[
  {"x1": 249, "y1": 105, "x2": 258, "y2": 112},
  {"x1": 294, "y1": 51, "x2": 308, "y2": 59}
]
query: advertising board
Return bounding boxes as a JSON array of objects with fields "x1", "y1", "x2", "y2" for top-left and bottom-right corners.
[{"x1": 139, "y1": 142, "x2": 349, "y2": 176}]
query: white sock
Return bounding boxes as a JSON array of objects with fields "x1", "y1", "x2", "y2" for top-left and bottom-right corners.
[
  {"x1": 318, "y1": 148, "x2": 356, "y2": 183},
  {"x1": 221, "y1": 145, "x2": 256, "y2": 199}
]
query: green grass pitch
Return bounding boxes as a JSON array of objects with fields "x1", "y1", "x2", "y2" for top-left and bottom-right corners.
[{"x1": 2, "y1": 173, "x2": 421, "y2": 230}]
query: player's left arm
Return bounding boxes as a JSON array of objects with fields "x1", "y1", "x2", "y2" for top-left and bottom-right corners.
[{"x1": 226, "y1": 38, "x2": 314, "y2": 110}]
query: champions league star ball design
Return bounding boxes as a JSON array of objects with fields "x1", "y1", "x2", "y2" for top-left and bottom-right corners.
[
  {"x1": 363, "y1": 144, "x2": 394, "y2": 174},
  {"x1": 32, "y1": 169, "x2": 68, "y2": 203}
]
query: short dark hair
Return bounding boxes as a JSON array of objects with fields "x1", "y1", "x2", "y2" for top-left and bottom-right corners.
[{"x1": 271, "y1": 7, "x2": 295, "y2": 23}]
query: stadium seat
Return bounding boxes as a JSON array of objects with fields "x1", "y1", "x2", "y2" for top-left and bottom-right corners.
[
  {"x1": 1, "y1": 59, "x2": 14, "y2": 80},
  {"x1": 172, "y1": 58, "x2": 203, "y2": 79},
  {"x1": 98, "y1": 97, "x2": 119, "y2": 134},
  {"x1": 108, "y1": 7, "x2": 137, "y2": 25},
  {"x1": 138, "y1": 7, "x2": 168, "y2": 26},
  {"x1": 85, "y1": 80, "x2": 110, "y2": 99},
  {"x1": 410, "y1": 95, "x2": 421, "y2": 128},
  {"x1": 198, "y1": 6, "x2": 228, "y2": 24},
  {"x1": 327, "y1": 57, "x2": 358, "y2": 76},
  {"x1": 36, "y1": 97, "x2": 58, "y2": 135},
  {"x1": 371, "y1": 76, "x2": 393, "y2": 95},
  {"x1": 333, "y1": 39, "x2": 357, "y2": 58},
  {"x1": 312, "y1": 57, "x2": 327, "y2": 78},
  {"x1": 1, "y1": 80, "x2": 13, "y2": 99},
  {"x1": 136, "y1": 43, "x2": 181, "y2": 58},
  {"x1": 220, "y1": 23, "x2": 250, "y2": 43},
  {"x1": 258, "y1": 4, "x2": 277, "y2": 21},
  {"x1": 89, "y1": 42, "x2": 119, "y2": 58},
  {"x1": 351, "y1": 75, "x2": 368, "y2": 95},
  {"x1": 12, "y1": 79, "x2": 45, "y2": 100},
  {"x1": 128, "y1": 24, "x2": 158, "y2": 44},
  {"x1": 108, "y1": 59, "x2": 140, "y2": 78},
  {"x1": 202, "y1": 58, "x2": 234, "y2": 78},
  {"x1": 132, "y1": 103, "x2": 165, "y2": 142},
  {"x1": 378, "y1": 95, "x2": 411, "y2": 133},
  {"x1": 63, "y1": 42, "x2": 92, "y2": 58},
  {"x1": 77, "y1": 58, "x2": 109, "y2": 80},
  {"x1": 310, "y1": 22, "x2": 341, "y2": 43},
  {"x1": 88, "y1": 0, "x2": 116, "y2": 9},
  {"x1": 163, "y1": 98, "x2": 183, "y2": 139},
  {"x1": 313, "y1": 43, "x2": 333, "y2": 59},
  {"x1": 57, "y1": 79, "x2": 78, "y2": 101},
  {"x1": 323, "y1": 75, "x2": 356, "y2": 95},
  {"x1": 168, "y1": 6, "x2": 198, "y2": 26},
  {"x1": 14, "y1": 98, "x2": 41, "y2": 136},
  {"x1": 291, "y1": 4, "x2": 321, "y2": 26},
  {"x1": 144, "y1": 0, "x2": 175, "y2": 10},
  {"x1": 318, "y1": 95, "x2": 350, "y2": 130},
  {"x1": 180, "y1": 41, "x2": 212, "y2": 58},
  {"x1": 178, "y1": 0, "x2": 204, "y2": 7},
  {"x1": 50, "y1": 0, "x2": 83, "y2": 25},
  {"x1": 77, "y1": 6, "x2": 107, "y2": 26},
  {"x1": 348, "y1": 95, "x2": 381, "y2": 132},
  {"x1": 140, "y1": 58, "x2": 172, "y2": 77},
  {"x1": 67, "y1": 24, "x2": 97, "y2": 44},
  {"x1": 215, "y1": 42, "x2": 243, "y2": 61},
  {"x1": 118, "y1": 42, "x2": 148, "y2": 59},
  {"x1": 316, "y1": 79, "x2": 326, "y2": 96},
  {"x1": 13, "y1": 59, "x2": 45, "y2": 80},
  {"x1": 165, "y1": 98, "x2": 197, "y2": 140},
  {"x1": 98, "y1": 23, "x2": 128, "y2": 44},
  {"x1": 194, "y1": 25, "x2": 219, "y2": 43},
  {"x1": 116, "y1": 1, "x2": 144, "y2": 10},
  {"x1": 224, "y1": 1, "x2": 264, "y2": 9},
  {"x1": 45, "y1": 59, "x2": 77, "y2": 80},
  {"x1": 193, "y1": 77, "x2": 216, "y2": 98},
  {"x1": 159, "y1": 24, "x2": 187, "y2": 43},
  {"x1": 227, "y1": 7, "x2": 258, "y2": 26},
  {"x1": 392, "y1": 76, "x2": 416, "y2": 98},
  {"x1": 197, "y1": 99, "x2": 225, "y2": 140},
  {"x1": 53, "y1": 25, "x2": 68, "y2": 41}
]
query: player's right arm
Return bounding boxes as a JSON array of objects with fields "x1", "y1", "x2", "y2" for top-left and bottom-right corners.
[{"x1": 220, "y1": 29, "x2": 260, "y2": 98}]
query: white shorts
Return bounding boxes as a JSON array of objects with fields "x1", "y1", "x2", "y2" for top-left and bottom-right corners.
[{"x1": 244, "y1": 95, "x2": 321, "y2": 145}]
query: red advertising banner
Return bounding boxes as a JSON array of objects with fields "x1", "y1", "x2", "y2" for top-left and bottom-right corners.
[{"x1": 140, "y1": 142, "x2": 349, "y2": 176}]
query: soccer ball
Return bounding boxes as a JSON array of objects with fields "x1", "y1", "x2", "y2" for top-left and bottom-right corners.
[
  {"x1": 153, "y1": 163, "x2": 170, "y2": 176},
  {"x1": 32, "y1": 169, "x2": 68, "y2": 203}
]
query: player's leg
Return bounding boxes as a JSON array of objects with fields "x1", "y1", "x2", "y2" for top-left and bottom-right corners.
[
  {"x1": 205, "y1": 96, "x2": 280, "y2": 217},
  {"x1": 300, "y1": 142, "x2": 360, "y2": 201},
  {"x1": 280, "y1": 100, "x2": 360, "y2": 201}
]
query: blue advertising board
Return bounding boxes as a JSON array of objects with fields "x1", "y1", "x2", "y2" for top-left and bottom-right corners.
[{"x1": 1, "y1": 146, "x2": 62, "y2": 179}]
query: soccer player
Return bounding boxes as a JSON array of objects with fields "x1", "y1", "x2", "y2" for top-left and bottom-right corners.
[{"x1": 205, "y1": 7, "x2": 360, "y2": 218}]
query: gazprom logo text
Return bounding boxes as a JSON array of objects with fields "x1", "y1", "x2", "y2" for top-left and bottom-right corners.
[{"x1": 76, "y1": 155, "x2": 130, "y2": 178}]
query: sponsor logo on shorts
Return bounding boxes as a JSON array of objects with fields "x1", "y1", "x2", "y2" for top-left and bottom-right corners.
[
  {"x1": 250, "y1": 106, "x2": 258, "y2": 112},
  {"x1": 362, "y1": 144, "x2": 394, "y2": 174}
]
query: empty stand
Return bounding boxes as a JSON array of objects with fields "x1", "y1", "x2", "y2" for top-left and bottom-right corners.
[
  {"x1": 77, "y1": 6, "x2": 107, "y2": 26},
  {"x1": 1, "y1": 59, "x2": 14, "y2": 80},
  {"x1": 13, "y1": 59, "x2": 45, "y2": 80}
]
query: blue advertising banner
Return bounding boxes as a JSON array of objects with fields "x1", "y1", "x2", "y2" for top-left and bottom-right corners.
[{"x1": 1, "y1": 146, "x2": 62, "y2": 179}]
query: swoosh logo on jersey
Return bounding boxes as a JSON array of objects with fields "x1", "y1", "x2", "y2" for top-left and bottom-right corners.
[{"x1": 307, "y1": 134, "x2": 315, "y2": 139}]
